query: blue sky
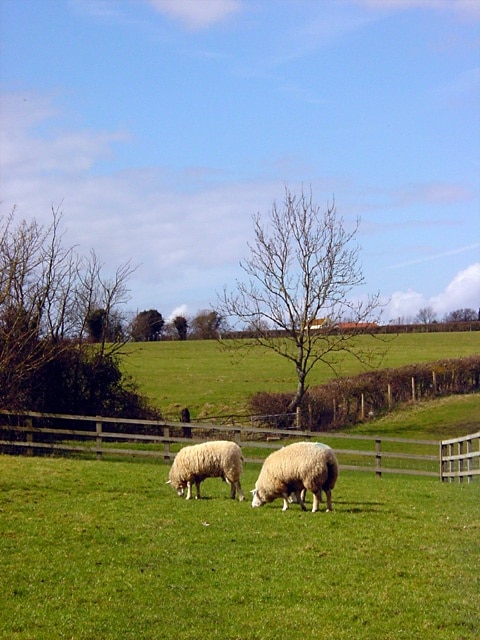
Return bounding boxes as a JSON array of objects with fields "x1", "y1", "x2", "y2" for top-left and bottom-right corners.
[{"x1": 1, "y1": 0, "x2": 479, "y2": 323}]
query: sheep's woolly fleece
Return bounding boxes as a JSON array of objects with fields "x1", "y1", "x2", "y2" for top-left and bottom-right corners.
[
  {"x1": 252, "y1": 442, "x2": 338, "y2": 512},
  {"x1": 168, "y1": 440, "x2": 244, "y2": 501}
]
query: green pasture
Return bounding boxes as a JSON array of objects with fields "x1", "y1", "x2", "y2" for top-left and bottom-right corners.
[
  {"x1": 1, "y1": 455, "x2": 478, "y2": 640},
  {"x1": 346, "y1": 393, "x2": 480, "y2": 439},
  {"x1": 120, "y1": 332, "x2": 480, "y2": 420}
]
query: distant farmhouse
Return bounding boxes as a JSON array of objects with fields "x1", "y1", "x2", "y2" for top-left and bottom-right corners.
[
  {"x1": 308, "y1": 318, "x2": 330, "y2": 330},
  {"x1": 336, "y1": 322, "x2": 378, "y2": 331},
  {"x1": 309, "y1": 318, "x2": 378, "y2": 332}
]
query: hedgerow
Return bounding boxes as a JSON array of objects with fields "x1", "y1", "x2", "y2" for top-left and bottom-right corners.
[{"x1": 249, "y1": 355, "x2": 480, "y2": 431}]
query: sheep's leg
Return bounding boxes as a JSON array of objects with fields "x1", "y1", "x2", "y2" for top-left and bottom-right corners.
[
  {"x1": 312, "y1": 492, "x2": 321, "y2": 513},
  {"x1": 297, "y1": 490, "x2": 307, "y2": 511},
  {"x1": 286, "y1": 490, "x2": 306, "y2": 510},
  {"x1": 185, "y1": 482, "x2": 193, "y2": 500},
  {"x1": 225, "y1": 478, "x2": 236, "y2": 499},
  {"x1": 281, "y1": 492, "x2": 290, "y2": 511},
  {"x1": 236, "y1": 481, "x2": 245, "y2": 502},
  {"x1": 324, "y1": 489, "x2": 332, "y2": 512},
  {"x1": 195, "y1": 480, "x2": 201, "y2": 499}
]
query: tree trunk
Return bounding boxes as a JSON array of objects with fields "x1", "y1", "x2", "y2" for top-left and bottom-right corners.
[{"x1": 288, "y1": 375, "x2": 305, "y2": 413}]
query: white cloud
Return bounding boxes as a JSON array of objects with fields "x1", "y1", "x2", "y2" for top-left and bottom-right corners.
[
  {"x1": 430, "y1": 263, "x2": 480, "y2": 317},
  {"x1": 146, "y1": 0, "x2": 242, "y2": 30},
  {"x1": 383, "y1": 289, "x2": 426, "y2": 323},
  {"x1": 0, "y1": 91, "x2": 277, "y2": 312},
  {"x1": 167, "y1": 304, "x2": 189, "y2": 322},
  {"x1": 2, "y1": 91, "x2": 478, "y2": 321},
  {"x1": 384, "y1": 263, "x2": 480, "y2": 322}
]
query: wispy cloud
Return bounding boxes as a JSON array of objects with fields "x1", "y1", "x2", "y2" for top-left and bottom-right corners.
[
  {"x1": 145, "y1": 0, "x2": 242, "y2": 30},
  {"x1": 0, "y1": 91, "x2": 277, "y2": 310},
  {"x1": 388, "y1": 244, "x2": 480, "y2": 269},
  {"x1": 390, "y1": 182, "x2": 473, "y2": 208},
  {"x1": 348, "y1": 0, "x2": 480, "y2": 20},
  {"x1": 0, "y1": 93, "x2": 129, "y2": 179}
]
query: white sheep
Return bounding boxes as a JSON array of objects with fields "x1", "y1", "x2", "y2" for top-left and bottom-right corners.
[
  {"x1": 167, "y1": 440, "x2": 245, "y2": 501},
  {"x1": 251, "y1": 442, "x2": 338, "y2": 512},
  {"x1": 288, "y1": 442, "x2": 331, "y2": 505}
]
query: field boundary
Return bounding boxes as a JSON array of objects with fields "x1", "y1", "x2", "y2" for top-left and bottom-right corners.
[{"x1": 0, "y1": 409, "x2": 455, "y2": 479}]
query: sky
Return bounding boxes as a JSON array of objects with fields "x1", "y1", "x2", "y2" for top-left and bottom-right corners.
[{"x1": 0, "y1": 0, "x2": 479, "y2": 325}]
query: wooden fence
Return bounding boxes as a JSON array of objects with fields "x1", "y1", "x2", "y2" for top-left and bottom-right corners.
[
  {"x1": 0, "y1": 409, "x2": 447, "y2": 478},
  {"x1": 440, "y1": 432, "x2": 480, "y2": 483}
]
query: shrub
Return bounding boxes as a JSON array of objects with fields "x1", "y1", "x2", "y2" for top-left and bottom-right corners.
[{"x1": 15, "y1": 343, "x2": 160, "y2": 420}]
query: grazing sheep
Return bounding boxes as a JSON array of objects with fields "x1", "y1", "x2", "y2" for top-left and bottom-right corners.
[
  {"x1": 167, "y1": 440, "x2": 244, "y2": 501},
  {"x1": 288, "y1": 442, "x2": 331, "y2": 505},
  {"x1": 251, "y1": 442, "x2": 338, "y2": 512}
]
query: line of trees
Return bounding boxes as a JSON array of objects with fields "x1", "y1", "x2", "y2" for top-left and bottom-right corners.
[
  {"x1": 129, "y1": 309, "x2": 227, "y2": 342},
  {"x1": 416, "y1": 306, "x2": 479, "y2": 324},
  {"x1": 103, "y1": 304, "x2": 480, "y2": 344},
  {"x1": 2, "y1": 190, "x2": 478, "y2": 420}
]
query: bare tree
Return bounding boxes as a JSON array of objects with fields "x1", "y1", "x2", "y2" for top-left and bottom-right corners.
[
  {"x1": 0, "y1": 206, "x2": 136, "y2": 408},
  {"x1": 219, "y1": 186, "x2": 381, "y2": 412},
  {"x1": 0, "y1": 207, "x2": 79, "y2": 404},
  {"x1": 416, "y1": 306, "x2": 437, "y2": 324},
  {"x1": 77, "y1": 249, "x2": 135, "y2": 354},
  {"x1": 443, "y1": 308, "x2": 478, "y2": 322}
]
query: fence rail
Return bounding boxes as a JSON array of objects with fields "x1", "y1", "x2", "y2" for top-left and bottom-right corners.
[
  {"x1": 0, "y1": 409, "x2": 454, "y2": 478},
  {"x1": 440, "y1": 432, "x2": 480, "y2": 483}
]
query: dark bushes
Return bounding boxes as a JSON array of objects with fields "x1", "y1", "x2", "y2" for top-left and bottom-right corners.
[
  {"x1": 2, "y1": 341, "x2": 159, "y2": 421},
  {"x1": 249, "y1": 356, "x2": 480, "y2": 431}
]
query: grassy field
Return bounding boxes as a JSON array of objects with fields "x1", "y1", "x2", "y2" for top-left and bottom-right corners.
[
  {"x1": 119, "y1": 332, "x2": 480, "y2": 420},
  {"x1": 2, "y1": 333, "x2": 478, "y2": 639},
  {"x1": 1, "y1": 455, "x2": 478, "y2": 640}
]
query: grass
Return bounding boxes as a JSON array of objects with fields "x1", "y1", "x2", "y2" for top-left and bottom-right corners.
[
  {"x1": 346, "y1": 393, "x2": 480, "y2": 439},
  {"x1": 1, "y1": 455, "x2": 479, "y2": 640},
  {"x1": 119, "y1": 332, "x2": 480, "y2": 419}
]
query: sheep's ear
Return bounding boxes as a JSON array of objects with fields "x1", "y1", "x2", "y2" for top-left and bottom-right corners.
[
  {"x1": 250, "y1": 489, "x2": 257, "y2": 495},
  {"x1": 166, "y1": 480, "x2": 171, "y2": 485}
]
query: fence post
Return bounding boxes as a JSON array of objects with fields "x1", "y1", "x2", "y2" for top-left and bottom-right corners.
[
  {"x1": 432, "y1": 370, "x2": 437, "y2": 394},
  {"x1": 26, "y1": 417, "x2": 33, "y2": 456},
  {"x1": 96, "y1": 420, "x2": 103, "y2": 459},
  {"x1": 387, "y1": 384, "x2": 392, "y2": 411},
  {"x1": 296, "y1": 407, "x2": 301, "y2": 429},
  {"x1": 466, "y1": 438, "x2": 473, "y2": 483},
  {"x1": 163, "y1": 425, "x2": 170, "y2": 461},
  {"x1": 411, "y1": 377, "x2": 416, "y2": 401},
  {"x1": 360, "y1": 394, "x2": 365, "y2": 420},
  {"x1": 439, "y1": 442, "x2": 444, "y2": 481},
  {"x1": 375, "y1": 439, "x2": 382, "y2": 477},
  {"x1": 448, "y1": 442, "x2": 454, "y2": 483},
  {"x1": 458, "y1": 440, "x2": 464, "y2": 483}
]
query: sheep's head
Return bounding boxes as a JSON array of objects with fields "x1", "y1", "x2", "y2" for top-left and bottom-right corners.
[
  {"x1": 166, "y1": 478, "x2": 185, "y2": 497},
  {"x1": 251, "y1": 487, "x2": 265, "y2": 508}
]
